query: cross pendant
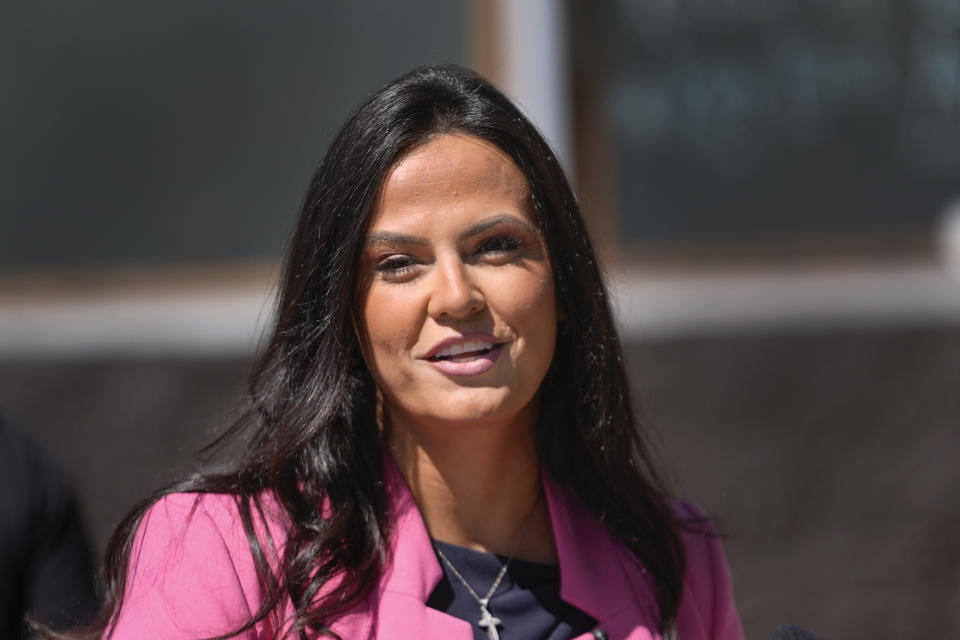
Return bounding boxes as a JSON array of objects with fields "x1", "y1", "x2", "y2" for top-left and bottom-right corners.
[{"x1": 477, "y1": 603, "x2": 502, "y2": 640}]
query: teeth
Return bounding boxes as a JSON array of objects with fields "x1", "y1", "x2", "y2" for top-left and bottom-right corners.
[{"x1": 434, "y1": 340, "x2": 495, "y2": 359}]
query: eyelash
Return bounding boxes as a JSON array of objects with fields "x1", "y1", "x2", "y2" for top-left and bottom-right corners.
[
  {"x1": 372, "y1": 255, "x2": 417, "y2": 275},
  {"x1": 476, "y1": 235, "x2": 526, "y2": 254},
  {"x1": 371, "y1": 235, "x2": 528, "y2": 277}
]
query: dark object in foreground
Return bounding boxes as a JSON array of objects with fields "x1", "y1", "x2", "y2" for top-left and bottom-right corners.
[
  {"x1": 0, "y1": 413, "x2": 98, "y2": 638},
  {"x1": 771, "y1": 624, "x2": 824, "y2": 640}
]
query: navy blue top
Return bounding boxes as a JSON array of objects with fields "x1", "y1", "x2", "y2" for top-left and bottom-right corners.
[{"x1": 427, "y1": 540, "x2": 597, "y2": 640}]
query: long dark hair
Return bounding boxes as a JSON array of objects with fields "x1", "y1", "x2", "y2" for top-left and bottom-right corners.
[{"x1": 80, "y1": 63, "x2": 686, "y2": 639}]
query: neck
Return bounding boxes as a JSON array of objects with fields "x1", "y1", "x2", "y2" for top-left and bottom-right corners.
[{"x1": 387, "y1": 408, "x2": 557, "y2": 564}]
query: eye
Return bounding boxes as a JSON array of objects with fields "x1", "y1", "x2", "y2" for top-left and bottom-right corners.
[
  {"x1": 372, "y1": 255, "x2": 418, "y2": 277},
  {"x1": 476, "y1": 235, "x2": 526, "y2": 255}
]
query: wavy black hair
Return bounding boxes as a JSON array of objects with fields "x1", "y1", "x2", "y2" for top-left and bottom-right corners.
[{"x1": 71, "y1": 63, "x2": 686, "y2": 639}]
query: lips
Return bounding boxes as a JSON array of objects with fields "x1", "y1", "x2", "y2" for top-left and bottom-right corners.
[
  {"x1": 429, "y1": 339, "x2": 496, "y2": 361},
  {"x1": 421, "y1": 334, "x2": 506, "y2": 376},
  {"x1": 422, "y1": 333, "x2": 505, "y2": 360}
]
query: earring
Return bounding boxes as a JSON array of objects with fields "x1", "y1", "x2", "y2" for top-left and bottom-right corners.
[
  {"x1": 351, "y1": 312, "x2": 370, "y2": 362},
  {"x1": 375, "y1": 386, "x2": 388, "y2": 437}
]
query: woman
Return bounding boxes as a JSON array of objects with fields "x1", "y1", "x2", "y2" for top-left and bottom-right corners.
[{"x1": 92, "y1": 64, "x2": 742, "y2": 639}]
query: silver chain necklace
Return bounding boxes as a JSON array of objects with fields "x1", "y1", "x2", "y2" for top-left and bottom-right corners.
[{"x1": 432, "y1": 492, "x2": 541, "y2": 640}]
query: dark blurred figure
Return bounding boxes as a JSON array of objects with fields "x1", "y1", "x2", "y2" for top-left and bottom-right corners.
[{"x1": 0, "y1": 412, "x2": 98, "y2": 638}]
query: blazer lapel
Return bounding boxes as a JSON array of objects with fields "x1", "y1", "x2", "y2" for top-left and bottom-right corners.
[
  {"x1": 543, "y1": 473, "x2": 662, "y2": 640},
  {"x1": 370, "y1": 457, "x2": 474, "y2": 640}
]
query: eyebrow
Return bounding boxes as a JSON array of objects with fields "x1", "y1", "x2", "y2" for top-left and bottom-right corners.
[{"x1": 364, "y1": 214, "x2": 537, "y2": 246}]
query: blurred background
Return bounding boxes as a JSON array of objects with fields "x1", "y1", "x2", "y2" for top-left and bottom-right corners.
[{"x1": 1, "y1": 1, "x2": 958, "y2": 637}]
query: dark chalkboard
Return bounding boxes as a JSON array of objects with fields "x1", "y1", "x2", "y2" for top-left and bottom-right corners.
[
  {"x1": 0, "y1": 1, "x2": 464, "y2": 270},
  {"x1": 576, "y1": 0, "x2": 960, "y2": 246}
]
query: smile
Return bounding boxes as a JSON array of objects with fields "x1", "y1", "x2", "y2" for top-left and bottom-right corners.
[
  {"x1": 422, "y1": 337, "x2": 506, "y2": 376},
  {"x1": 430, "y1": 340, "x2": 496, "y2": 360}
]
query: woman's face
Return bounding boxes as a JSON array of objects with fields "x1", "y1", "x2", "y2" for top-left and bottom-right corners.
[{"x1": 357, "y1": 134, "x2": 557, "y2": 433}]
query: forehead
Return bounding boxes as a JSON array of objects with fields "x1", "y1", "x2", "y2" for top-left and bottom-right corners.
[{"x1": 370, "y1": 134, "x2": 533, "y2": 228}]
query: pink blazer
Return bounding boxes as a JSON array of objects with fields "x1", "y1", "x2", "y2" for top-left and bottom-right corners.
[{"x1": 109, "y1": 459, "x2": 743, "y2": 640}]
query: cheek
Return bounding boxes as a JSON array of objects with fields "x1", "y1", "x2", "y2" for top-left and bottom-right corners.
[
  {"x1": 515, "y1": 271, "x2": 556, "y2": 322},
  {"x1": 500, "y1": 269, "x2": 558, "y2": 349},
  {"x1": 360, "y1": 287, "x2": 421, "y2": 368}
]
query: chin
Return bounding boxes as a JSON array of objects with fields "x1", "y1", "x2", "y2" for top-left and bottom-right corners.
[
  {"x1": 382, "y1": 383, "x2": 540, "y2": 434},
  {"x1": 433, "y1": 394, "x2": 536, "y2": 429}
]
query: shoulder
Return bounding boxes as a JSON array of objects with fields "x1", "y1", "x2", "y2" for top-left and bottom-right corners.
[
  {"x1": 136, "y1": 491, "x2": 288, "y2": 549},
  {"x1": 108, "y1": 492, "x2": 289, "y2": 639},
  {"x1": 671, "y1": 501, "x2": 744, "y2": 640}
]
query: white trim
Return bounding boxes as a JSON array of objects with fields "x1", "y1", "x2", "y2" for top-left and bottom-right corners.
[
  {"x1": 0, "y1": 287, "x2": 277, "y2": 358},
  {"x1": 609, "y1": 265, "x2": 960, "y2": 338},
  {"x1": 1, "y1": 265, "x2": 958, "y2": 357}
]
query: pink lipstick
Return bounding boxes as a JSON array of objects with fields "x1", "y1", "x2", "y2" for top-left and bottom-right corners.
[{"x1": 422, "y1": 333, "x2": 505, "y2": 376}]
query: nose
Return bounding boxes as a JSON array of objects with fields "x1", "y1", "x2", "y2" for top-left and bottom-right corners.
[{"x1": 426, "y1": 257, "x2": 485, "y2": 321}]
